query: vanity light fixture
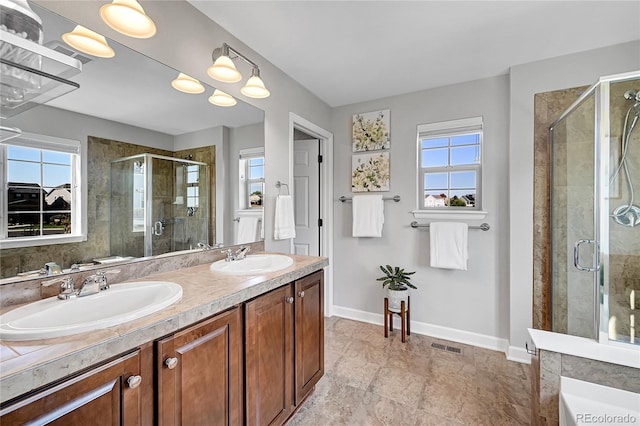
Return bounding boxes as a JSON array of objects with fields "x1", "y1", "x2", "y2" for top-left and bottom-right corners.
[
  {"x1": 207, "y1": 44, "x2": 241, "y2": 83},
  {"x1": 171, "y1": 73, "x2": 205, "y2": 94},
  {"x1": 207, "y1": 43, "x2": 270, "y2": 99},
  {"x1": 241, "y1": 67, "x2": 270, "y2": 99},
  {"x1": 99, "y1": 0, "x2": 156, "y2": 39},
  {"x1": 62, "y1": 25, "x2": 115, "y2": 58},
  {"x1": 208, "y1": 89, "x2": 237, "y2": 107}
]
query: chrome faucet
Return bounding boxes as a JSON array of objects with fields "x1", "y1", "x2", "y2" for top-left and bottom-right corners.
[
  {"x1": 42, "y1": 276, "x2": 77, "y2": 300},
  {"x1": 220, "y1": 246, "x2": 250, "y2": 262},
  {"x1": 235, "y1": 245, "x2": 250, "y2": 260},
  {"x1": 77, "y1": 271, "x2": 109, "y2": 297},
  {"x1": 197, "y1": 241, "x2": 213, "y2": 250},
  {"x1": 42, "y1": 271, "x2": 111, "y2": 300}
]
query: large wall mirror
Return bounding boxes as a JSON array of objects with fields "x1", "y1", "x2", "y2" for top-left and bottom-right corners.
[{"x1": 0, "y1": 3, "x2": 265, "y2": 280}]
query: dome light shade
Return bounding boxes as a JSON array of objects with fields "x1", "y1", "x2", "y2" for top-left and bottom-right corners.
[
  {"x1": 100, "y1": 0, "x2": 156, "y2": 39},
  {"x1": 208, "y1": 89, "x2": 237, "y2": 107},
  {"x1": 171, "y1": 73, "x2": 205, "y2": 94},
  {"x1": 62, "y1": 25, "x2": 115, "y2": 58},
  {"x1": 241, "y1": 68, "x2": 270, "y2": 99},
  {"x1": 207, "y1": 55, "x2": 242, "y2": 83}
]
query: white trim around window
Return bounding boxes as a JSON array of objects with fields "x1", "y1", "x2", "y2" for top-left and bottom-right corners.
[
  {"x1": 0, "y1": 132, "x2": 87, "y2": 249},
  {"x1": 414, "y1": 117, "x2": 488, "y2": 220}
]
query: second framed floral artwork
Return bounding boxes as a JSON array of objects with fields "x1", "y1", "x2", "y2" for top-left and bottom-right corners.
[
  {"x1": 352, "y1": 109, "x2": 390, "y2": 152},
  {"x1": 351, "y1": 152, "x2": 390, "y2": 192}
]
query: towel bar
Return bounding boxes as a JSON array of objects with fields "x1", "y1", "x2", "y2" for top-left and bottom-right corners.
[
  {"x1": 339, "y1": 195, "x2": 400, "y2": 203},
  {"x1": 410, "y1": 221, "x2": 490, "y2": 231},
  {"x1": 234, "y1": 217, "x2": 263, "y2": 222}
]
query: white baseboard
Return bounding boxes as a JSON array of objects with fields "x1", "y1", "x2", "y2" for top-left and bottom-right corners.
[
  {"x1": 332, "y1": 305, "x2": 516, "y2": 359},
  {"x1": 507, "y1": 345, "x2": 531, "y2": 364}
]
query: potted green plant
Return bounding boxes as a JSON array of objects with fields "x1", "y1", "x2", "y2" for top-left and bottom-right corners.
[{"x1": 377, "y1": 265, "x2": 416, "y2": 312}]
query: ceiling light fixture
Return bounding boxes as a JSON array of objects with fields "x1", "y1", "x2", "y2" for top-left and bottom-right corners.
[
  {"x1": 100, "y1": 0, "x2": 156, "y2": 39},
  {"x1": 62, "y1": 25, "x2": 115, "y2": 58},
  {"x1": 171, "y1": 73, "x2": 205, "y2": 94},
  {"x1": 207, "y1": 42, "x2": 270, "y2": 99},
  {"x1": 208, "y1": 89, "x2": 237, "y2": 107}
]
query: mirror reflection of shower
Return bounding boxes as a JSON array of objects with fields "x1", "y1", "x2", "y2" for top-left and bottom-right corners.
[{"x1": 610, "y1": 89, "x2": 640, "y2": 227}]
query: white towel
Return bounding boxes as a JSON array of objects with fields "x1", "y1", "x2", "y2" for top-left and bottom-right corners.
[
  {"x1": 352, "y1": 195, "x2": 384, "y2": 237},
  {"x1": 236, "y1": 217, "x2": 260, "y2": 244},
  {"x1": 274, "y1": 195, "x2": 296, "y2": 240},
  {"x1": 429, "y1": 222, "x2": 468, "y2": 270}
]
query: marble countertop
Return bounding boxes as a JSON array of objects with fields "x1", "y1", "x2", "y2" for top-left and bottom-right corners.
[{"x1": 0, "y1": 253, "x2": 328, "y2": 403}]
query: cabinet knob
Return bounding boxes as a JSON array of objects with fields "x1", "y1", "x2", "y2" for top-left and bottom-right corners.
[
  {"x1": 165, "y1": 357, "x2": 178, "y2": 369},
  {"x1": 298, "y1": 291, "x2": 305, "y2": 298},
  {"x1": 285, "y1": 296, "x2": 294, "y2": 304},
  {"x1": 127, "y1": 375, "x2": 142, "y2": 389}
]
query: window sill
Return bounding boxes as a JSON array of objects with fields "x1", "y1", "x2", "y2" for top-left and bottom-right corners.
[
  {"x1": 411, "y1": 210, "x2": 488, "y2": 220},
  {"x1": 0, "y1": 234, "x2": 87, "y2": 250}
]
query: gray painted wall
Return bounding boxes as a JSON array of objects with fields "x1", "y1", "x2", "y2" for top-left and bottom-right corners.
[{"x1": 331, "y1": 75, "x2": 510, "y2": 340}]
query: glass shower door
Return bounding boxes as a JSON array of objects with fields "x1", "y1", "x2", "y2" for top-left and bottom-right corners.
[{"x1": 550, "y1": 91, "x2": 599, "y2": 339}]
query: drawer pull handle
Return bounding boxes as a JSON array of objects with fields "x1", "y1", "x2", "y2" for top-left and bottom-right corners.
[
  {"x1": 285, "y1": 296, "x2": 294, "y2": 304},
  {"x1": 127, "y1": 375, "x2": 142, "y2": 389},
  {"x1": 165, "y1": 357, "x2": 178, "y2": 369},
  {"x1": 298, "y1": 291, "x2": 305, "y2": 298}
]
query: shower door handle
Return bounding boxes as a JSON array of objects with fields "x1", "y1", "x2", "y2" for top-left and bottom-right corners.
[
  {"x1": 573, "y1": 239, "x2": 599, "y2": 272},
  {"x1": 153, "y1": 221, "x2": 164, "y2": 236}
]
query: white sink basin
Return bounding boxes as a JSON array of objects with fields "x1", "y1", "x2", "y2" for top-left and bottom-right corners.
[
  {"x1": 0, "y1": 281, "x2": 182, "y2": 341},
  {"x1": 210, "y1": 254, "x2": 294, "y2": 275}
]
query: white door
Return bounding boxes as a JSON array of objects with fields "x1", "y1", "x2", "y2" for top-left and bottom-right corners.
[{"x1": 293, "y1": 139, "x2": 321, "y2": 256}]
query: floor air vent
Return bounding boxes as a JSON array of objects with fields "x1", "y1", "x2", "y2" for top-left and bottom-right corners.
[{"x1": 431, "y1": 342, "x2": 462, "y2": 354}]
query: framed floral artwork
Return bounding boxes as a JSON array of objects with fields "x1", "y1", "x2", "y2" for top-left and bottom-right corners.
[
  {"x1": 352, "y1": 152, "x2": 390, "y2": 192},
  {"x1": 352, "y1": 109, "x2": 390, "y2": 152}
]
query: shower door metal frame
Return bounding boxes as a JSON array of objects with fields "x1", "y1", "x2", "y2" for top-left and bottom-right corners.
[{"x1": 550, "y1": 81, "x2": 601, "y2": 341}]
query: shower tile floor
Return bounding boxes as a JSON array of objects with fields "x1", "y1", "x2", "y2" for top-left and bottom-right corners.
[{"x1": 287, "y1": 317, "x2": 531, "y2": 426}]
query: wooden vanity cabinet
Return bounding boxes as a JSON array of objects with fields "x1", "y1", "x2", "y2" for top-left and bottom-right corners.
[
  {"x1": 0, "y1": 349, "x2": 147, "y2": 425},
  {"x1": 245, "y1": 270, "x2": 324, "y2": 426},
  {"x1": 156, "y1": 306, "x2": 243, "y2": 426}
]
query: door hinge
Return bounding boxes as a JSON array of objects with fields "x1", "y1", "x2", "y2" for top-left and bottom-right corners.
[
  {"x1": 318, "y1": 218, "x2": 323, "y2": 227},
  {"x1": 317, "y1": 154, "x2": 323, "y2": 163}
]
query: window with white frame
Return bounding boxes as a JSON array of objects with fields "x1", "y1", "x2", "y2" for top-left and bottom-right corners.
[
  {"x1": 417, "y1": 117, "x2": 482, "y2": 210},
  {"x1": 239, "y1": 148, "x2": 264, "y2": 209},
  {"x1": 0, "y1": 132, "x2": 84, "y2": 248}
]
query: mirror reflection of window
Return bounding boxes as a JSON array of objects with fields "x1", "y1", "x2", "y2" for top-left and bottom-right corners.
[
  {"x1": 132, "y1": 160, "x2": 145, "y2": 232},
  {"x1": 1, "y1": 132, "x2": 83, "y2": 247},
  {"x1": 239, "y1": 148, "x2": 265, "y2": 210},
  {"x1": 186, "y1": 165, "x2": 200, "y2": 216}
]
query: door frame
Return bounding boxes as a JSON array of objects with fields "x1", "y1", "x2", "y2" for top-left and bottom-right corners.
[{"x1": 288, "y1": 113, "x2": 334, "y2": 317}]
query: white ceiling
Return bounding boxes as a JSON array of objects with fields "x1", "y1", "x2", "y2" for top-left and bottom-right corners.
[{"x1": 189, "y1": 1, "x2": 640, "y2": 107}]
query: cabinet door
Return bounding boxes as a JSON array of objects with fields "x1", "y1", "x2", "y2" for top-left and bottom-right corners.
[
  {"x1": 157, "y1": 306, "x2": 243, "y2": 426},
  {"x1": 0, "y1": 350, "x2": 143, "y2": 426},
  {"x1": 294, "y1": 270, "x2": 324, "y2": 404},
  {"x1": 245, "y1": 284, "x2": 294, "y2": 426}
]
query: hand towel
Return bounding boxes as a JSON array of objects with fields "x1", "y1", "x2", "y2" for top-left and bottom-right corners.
[
  {"x1": 352, "y1": 195, "x2": 384, "y2": 237},
  {"x1": 429, "y1": 222, "x2": 468, "y2": 270},
  {"x1": 274, "y1": 195, "x2": 296, "y2": 240},
  {"x1": 236, "y1": 216, "x2": 260, "y2": 244}
]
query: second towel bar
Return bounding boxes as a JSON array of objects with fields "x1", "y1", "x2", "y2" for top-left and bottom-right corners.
[{"x1": 410, "y1": 221, "x2": 490, "y2": 231}]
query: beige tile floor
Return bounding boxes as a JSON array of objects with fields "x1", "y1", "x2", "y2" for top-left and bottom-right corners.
[{"x1": 287, "y1": 317, "x2": 532, "y2": 426}]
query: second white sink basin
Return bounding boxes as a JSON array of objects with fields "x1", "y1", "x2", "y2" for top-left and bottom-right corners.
[
  {"x1": 0, "y1": 281, "x2": 182, "y2": 341},
  {"x1": 210, "y1": 254, "x2": 294, "y2": 275}
]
